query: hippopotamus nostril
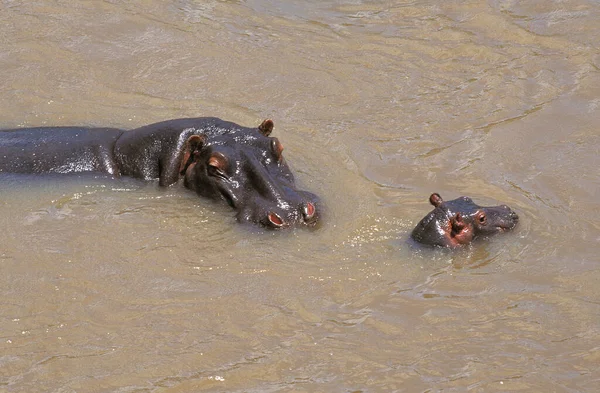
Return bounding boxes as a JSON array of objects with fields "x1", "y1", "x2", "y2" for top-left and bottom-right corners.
[
  {"x1": 302, "y1": 202, "x2": 316, "y2": 221},
  {"x1": 511, "y1": 211, "x2": 519, "y2": 221},
  {"x1": 267, "y1": 212, "x2": 285, "y2": 228}
]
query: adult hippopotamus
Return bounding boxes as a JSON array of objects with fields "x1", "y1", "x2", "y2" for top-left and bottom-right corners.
[
  {"x1": 411, "y1": 193, "x2": 518, "y2": 248},
  {"x1": 0, "y1": 117, "x2": 319, "y2": 228}
]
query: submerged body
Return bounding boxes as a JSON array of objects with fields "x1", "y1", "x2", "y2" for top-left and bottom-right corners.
[
  {"x1": 0, "y1": 126, "x2": 123, "y2": 175},
  {"x1": 0, "y1": 117, "x2": 319, "y2": 228},
  {"x1": 411, "y1": 193, "x2": 518, "y2": 248}
]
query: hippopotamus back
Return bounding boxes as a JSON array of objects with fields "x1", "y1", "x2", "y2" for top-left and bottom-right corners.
[{"x1": 0, "y1": 126, "x2": 123, "y2": 175}]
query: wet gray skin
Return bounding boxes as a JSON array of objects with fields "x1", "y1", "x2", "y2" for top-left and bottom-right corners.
[{"x1": 411, "y1": 193, "x2": 519, "y2": 248}]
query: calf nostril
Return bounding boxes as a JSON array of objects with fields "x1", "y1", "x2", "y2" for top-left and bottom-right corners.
[
  {"x1": 303, "y1": 202, "x2": 316, "y2": 220},
  {"x1": 511, "y1": 211, "x2": 519, "y2": 220},
  {"x1": 267, "y1": 212, "x2": 284, "y2": 228}
]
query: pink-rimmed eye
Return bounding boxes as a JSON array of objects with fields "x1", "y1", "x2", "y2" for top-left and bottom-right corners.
[{"x1": 477, "y1": 212, "x2": 487, "y2": 225}]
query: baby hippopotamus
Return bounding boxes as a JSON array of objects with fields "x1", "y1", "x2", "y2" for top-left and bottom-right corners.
[{"x1": 411, "y1": 193, "x2": 519, "y2": 248}]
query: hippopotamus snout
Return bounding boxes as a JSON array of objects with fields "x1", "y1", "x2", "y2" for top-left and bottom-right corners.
[
  {"x1": 266, "y1": 200, "x2": 318, "y2": 228},
  {"x1": 503, "y1": 206, "x2": 519, "y2": 222},
  {"x1": 237, "y1": 191, "x2": 320, "y2": 229},
  {"x1": 227, "y1": 149, "x2": 320, "y2": 228},
  {"x1": 267, "y1": 199, "x2": 319, "y2": 228},
  {"x1": 481, "y1": 204, "x2": 519, "y2": 233}
]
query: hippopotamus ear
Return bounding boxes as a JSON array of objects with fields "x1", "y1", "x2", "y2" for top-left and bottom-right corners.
[
  {"x1": 271, "y1": 137, "x2": 284, "y2": 162},
  {"x1": 258, "y1": 119, "x2": 274, "y2": 136},
  {"x1": 429, "y1": 193, "x2": 444, "y2": 207},
  {"x1": 179, "y1": 134, "x2": 206, "y2": 175}
]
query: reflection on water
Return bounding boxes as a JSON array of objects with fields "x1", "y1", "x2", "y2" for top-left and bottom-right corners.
[{"x1": 1, "y1": 0, "x2": 599, "y2": 391}]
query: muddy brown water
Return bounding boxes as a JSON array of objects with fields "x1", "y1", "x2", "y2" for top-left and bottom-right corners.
[{"x1": 1, "y1": 1, "x2": 599, "y2": 392}]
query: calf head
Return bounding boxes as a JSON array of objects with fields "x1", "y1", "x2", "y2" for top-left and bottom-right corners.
[
  {"x1": 411, "y1": 193, "x2": 518, "y2": 248},
  {"x1": 180, "y1": 120, "x2": 319, "y2": 228}
]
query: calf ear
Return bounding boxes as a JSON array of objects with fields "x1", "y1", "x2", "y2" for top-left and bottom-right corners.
[
  {"x1": 429, "y1": 193, "x2": 443, "y2": 207},
  {"x1": 179, "y1": 134, "x2": 206, "y2": 175},
  {"x1": 258, "y1": 119, "x2": 274, "y2": 136}
]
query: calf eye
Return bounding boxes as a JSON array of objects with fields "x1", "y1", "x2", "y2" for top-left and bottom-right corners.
[{"x1": 477, "y1": 212, "x2": 487, "y2": 224}]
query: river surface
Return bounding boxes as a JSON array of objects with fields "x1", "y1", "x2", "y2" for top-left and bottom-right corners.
[{"x1": 1, "y1": 1, "x2": 599, "y2": 392}]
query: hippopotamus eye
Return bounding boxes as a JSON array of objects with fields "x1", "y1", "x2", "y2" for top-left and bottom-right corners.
[
  {"x1": 476, "y1": 211, "x2": 487, "y2": 225},
  {"x1": 207, "y1": 152, "x2": 229, "y2": 179},
  {"x1": 271, "y1": 137, "x2": 284, "y2": 162}
]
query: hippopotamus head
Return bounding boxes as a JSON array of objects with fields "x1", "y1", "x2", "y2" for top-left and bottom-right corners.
[
  {"x1": 180, "y1": 120, "x2": 319, "y2": 228},
  {"x1": 411, "y1": 193, "x2": 518, "y2": 248}
]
